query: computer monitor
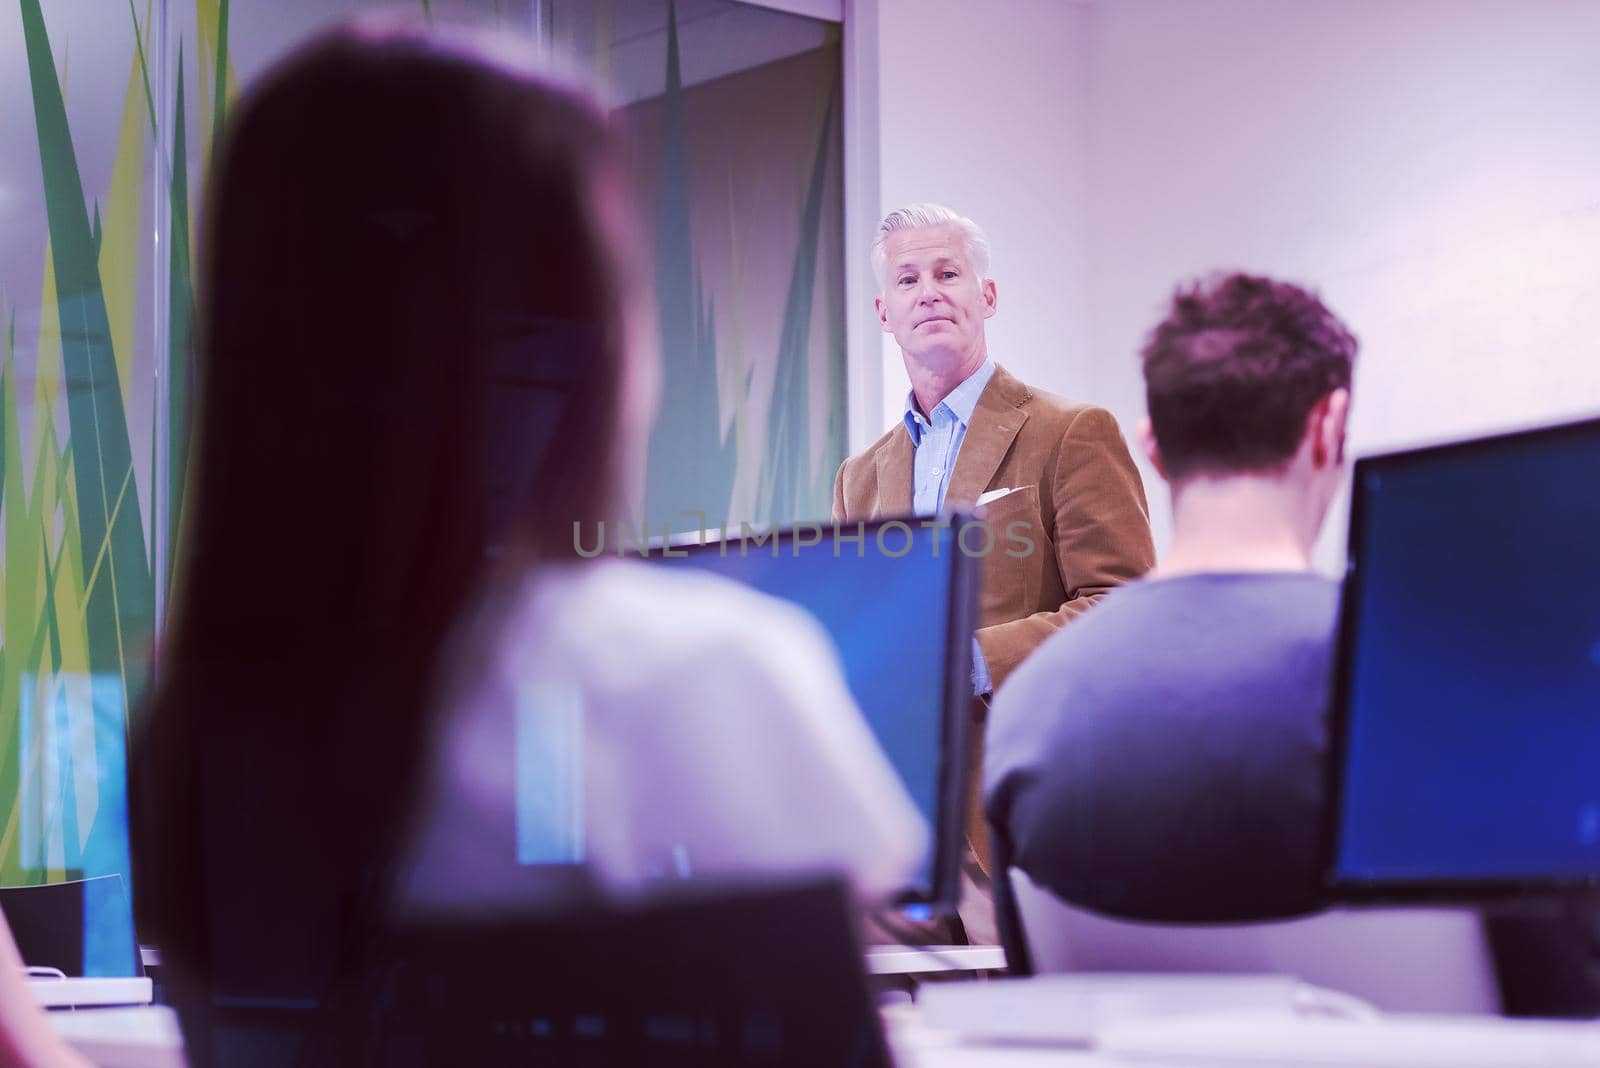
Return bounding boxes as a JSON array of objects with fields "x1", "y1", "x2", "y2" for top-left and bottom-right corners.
[
  {"x1": 4, "y1": 671, "x2": 149, "y2": 1005},
  {"x1": 1326, "y1": 415, "x2": 1600, "y2": 899},
  {"x1": 649, "y1": 514, "x2": 981, "y2": 914}
]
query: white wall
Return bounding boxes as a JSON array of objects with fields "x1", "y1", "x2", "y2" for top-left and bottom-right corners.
[
  {"x1": 854, "y1": 0, "x2": 1095, "y2": 440},
  {"x1": 1084, "y1": 0, "x2": 1600, "y2": 569},
  {"x1": 856, "y1": 0, "x2": 1600, "y2": 568}
]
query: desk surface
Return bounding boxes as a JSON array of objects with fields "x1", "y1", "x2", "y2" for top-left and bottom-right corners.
[
  {"x1": 888, "y1": 1002, "x2": 1600, "y2": 1067},
  {"x1": 885, "y1": 1003, "x2": 1112, "y2": 1065},
  {"x1": 46, "y1": 990, "x2": 1600, "y2": 1068},
  {"x1": 866, "y1": 944, "x2": 1008, "y2": 975},
  {"x1": 49, "y1": 1004, "x2": 187, "y2": 1068}
]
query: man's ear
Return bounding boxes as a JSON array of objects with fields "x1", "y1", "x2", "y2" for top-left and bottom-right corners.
[
  {"x1": 1309, "y1": 388, "x2": 1351, "y2": 468},
  {"x1": 1137, "y1": 416, "x2": 1168, "y2": 481},
  {"x1": 982, "y1": 279, "x2": 998, "y2": 319},
  {"x1": 875, "y1": 295, "x2": 891, "y2": 333}
]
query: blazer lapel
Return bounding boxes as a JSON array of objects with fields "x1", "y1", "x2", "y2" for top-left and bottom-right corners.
[
  {"x1": 945, "y1": 365, "x2": 1030, "y2": 508},
  {"x1": 873, "y1": 427, "x2": 914, "y2": 517}
]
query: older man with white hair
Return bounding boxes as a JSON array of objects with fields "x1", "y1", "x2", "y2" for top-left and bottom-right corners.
[{"x1": 835, "y1": 203, "x2": 1155, "y2": 943}]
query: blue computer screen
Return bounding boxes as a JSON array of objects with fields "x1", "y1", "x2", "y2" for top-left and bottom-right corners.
[
  {"x1": 1333, "y1": 420, "x2": 1600, "y2": 886},
  {"x1": 653, "y1": 521, "x2": 964, "y2": 897},
  {"x1": 8, "y1": 673, "x2": 140, "y2": 977}
]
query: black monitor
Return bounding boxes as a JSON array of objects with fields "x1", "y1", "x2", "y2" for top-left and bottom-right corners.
[
  {"x1": 649, "y1": 514, "x2": 981, "y2": 915},
  {"x1": 1326, "y1": 415, "x2": 1600, "y2": 900}
]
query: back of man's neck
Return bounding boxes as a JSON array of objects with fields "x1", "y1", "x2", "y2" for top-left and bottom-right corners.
[{"x1": 1152, "y1": 475, "x2": 1316, "y2": 579}]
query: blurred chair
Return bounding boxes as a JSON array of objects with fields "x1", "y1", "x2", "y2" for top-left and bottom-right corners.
[
  {"x1": 229, "y1": 875, "x2": 891, "y2": 1067},
  {"x1": 1007, "y1": 867, "x2": 1500, "y2": 1014}
]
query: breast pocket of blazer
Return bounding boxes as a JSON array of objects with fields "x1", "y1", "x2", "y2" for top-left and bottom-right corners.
[{"x1": 974, "y1": 485, "x2": 1043, "y2": 626}]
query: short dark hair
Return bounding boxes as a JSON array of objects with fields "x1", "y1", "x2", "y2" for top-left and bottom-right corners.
[{"x1": 1141, "y1": 272, "x2": 1356, "y2": 480}]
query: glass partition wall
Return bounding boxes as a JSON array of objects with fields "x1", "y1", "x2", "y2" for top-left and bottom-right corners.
[{"x1": 0, "y1": 0, "x2": 843, "y2": 968}]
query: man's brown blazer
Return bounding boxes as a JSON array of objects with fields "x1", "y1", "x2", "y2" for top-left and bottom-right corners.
[{"x1": 832, "y1": 362, "x2": 1156, "y2": 694}]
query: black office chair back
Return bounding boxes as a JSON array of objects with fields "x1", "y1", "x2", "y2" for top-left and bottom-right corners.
[{"x1": 239, "y1": 875, "x2": 891, "y2": 1068}]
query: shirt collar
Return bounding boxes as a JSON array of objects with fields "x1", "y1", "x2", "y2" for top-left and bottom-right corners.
[{"x1": 902, "y1": 357, "x2": 997, "y2": 446}]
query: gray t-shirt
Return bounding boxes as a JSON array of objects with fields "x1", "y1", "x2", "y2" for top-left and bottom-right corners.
[{"x1": 985, "y1": 572, "x2": 1340, "y2": 921}]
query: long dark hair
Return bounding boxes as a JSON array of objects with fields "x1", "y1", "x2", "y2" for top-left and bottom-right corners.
[{"x1": 135, "y1": 18, "x2": 632, "y2": 1057}]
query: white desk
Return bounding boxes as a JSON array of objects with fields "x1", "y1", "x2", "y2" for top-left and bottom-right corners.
[
  {"x1": 48, "y1": 1005, "x2": 186, "y2": 1068},
  {"x1": 889, "y1": 1014, "x2": 1600, "y2": 1067},
  {"x1": 886, "y1": 1003, "x2": 1113, "y2": 1065},
  {"x1": 889, "y1": 977, "x2": 1600, "y2": 1067},
  {"x1": 866, "y1": 944, "x2": 1008, "y2": 975},
  {"x1": 46, "y1": 982, "x2": 1600, "y2": 1068}
]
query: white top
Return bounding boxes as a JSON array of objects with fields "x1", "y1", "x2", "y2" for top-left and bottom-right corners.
[{"x1": 398, "y1": 559, "x2": 928, "y2": 911}]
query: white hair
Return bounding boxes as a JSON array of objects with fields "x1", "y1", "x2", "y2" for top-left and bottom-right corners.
[{"x1": 870, "y1": 203, "x2": 992, "y2": 290}]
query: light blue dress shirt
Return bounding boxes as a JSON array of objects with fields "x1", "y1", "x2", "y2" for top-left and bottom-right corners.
[{"x1": 903, "y1": 358, "x2": 997, "y2": 695}]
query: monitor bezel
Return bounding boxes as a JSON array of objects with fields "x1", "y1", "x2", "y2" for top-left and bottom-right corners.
[
  {"x1": 1322, "y1": 415, "x2": 1600, "y2": 903},
  {"x1": 647, "y1": 512, "x2": 979, "y2": 915}
]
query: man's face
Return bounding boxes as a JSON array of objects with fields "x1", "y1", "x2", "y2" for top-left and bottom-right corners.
[{"x1": 876, "y1": 224, "x2": 997, "y2": 374}]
